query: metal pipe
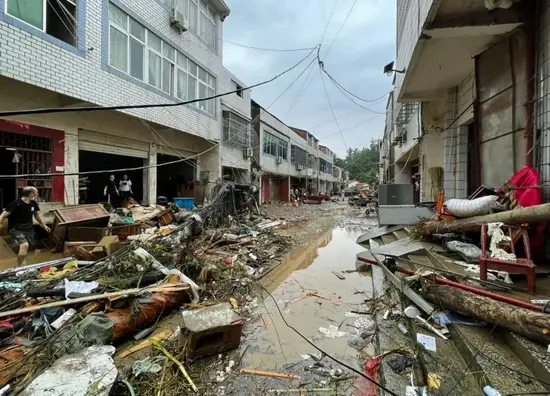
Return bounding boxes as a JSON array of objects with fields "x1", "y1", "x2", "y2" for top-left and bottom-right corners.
[
  {"x1": 524, "y1": 0, "x2": 537, "y2": 167},
  {"x1": 357, "y1": 256, "x2": 547, "y2": 313}
]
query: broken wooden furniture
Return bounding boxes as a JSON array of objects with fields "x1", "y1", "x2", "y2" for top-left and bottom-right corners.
[{"x1": 479, "y1": 223, "x2": 536, "y2": 293}]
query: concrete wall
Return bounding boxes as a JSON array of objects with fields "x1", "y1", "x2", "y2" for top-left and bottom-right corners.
[
  {"x1": 395, "y1": 0, "x2": 435, "y2": 98},
  {"x1": 0, "y1": 0, "x2": 226, "y2": 141},
  {"x1": 442, "y1": 73, "x2": 475, "y2": 199},
  {"x1": 258, "y1": 111, "x2": 292, "y2": 176},
  {"x1": 0, "y1": 77, "x2": 219, "y2": 205},
  {"x1": 220, "y1": 70, "x2": 251, "y2": 172},
  {"x1": 420, "y1": 99, "x2": 445, "y2": 201}
]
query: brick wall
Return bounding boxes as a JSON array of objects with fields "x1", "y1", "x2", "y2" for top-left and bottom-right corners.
[{"x1": 0, "y1": 0, "x2": 227, "y2": 142}]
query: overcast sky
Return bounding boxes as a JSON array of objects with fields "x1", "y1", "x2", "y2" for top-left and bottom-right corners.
[{"x1": 222, "y1": 0, "x2": 395, "y2": 158}]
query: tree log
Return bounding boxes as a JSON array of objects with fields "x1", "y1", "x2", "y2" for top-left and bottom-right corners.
[
  {"x1": 417, "y1": 203, "x2": 550, "y2": 236},
  {"x1": 421, "y1": 285, "x2": 550, "y2": 345}
]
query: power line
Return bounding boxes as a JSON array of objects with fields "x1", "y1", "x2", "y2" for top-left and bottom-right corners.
[
  {"x1": 319, "y1": 68, "x2": 348, "y2": 151},
  {"x1": 258, "y1": 282, "x2": 400, "y2": 396},
  {"x1": 224, "y1": 40, "x2": 317, "y2": 53},
  {"x1": 320, "y1": 0, "x2": 340, "y2": 46},
  {"x1": 323, "y1": 0, "x2": 358, "y2": 59},
  {"x1": 0, "y1": 50, "x2": 319, "y2": 179},
  {"x1": 0, "y1": 46, "x2": 318, "y2": 118},
  {"x1": 324, "y1": 70, "x2": 390, "y2": 104}
]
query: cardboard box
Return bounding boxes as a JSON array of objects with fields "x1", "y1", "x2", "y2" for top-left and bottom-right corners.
[{"x1": 92, "y1": 235, "x2": 120, "y2": 258}]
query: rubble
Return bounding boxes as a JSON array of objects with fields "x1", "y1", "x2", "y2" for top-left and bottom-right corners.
[{"x1": 0, "y1": 181, "x2": 357, "y2": 395}]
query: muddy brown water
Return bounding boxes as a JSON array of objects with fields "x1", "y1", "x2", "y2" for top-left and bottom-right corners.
[{"x1": 216, "y1": 217, "x2": 378, "y2": 394}]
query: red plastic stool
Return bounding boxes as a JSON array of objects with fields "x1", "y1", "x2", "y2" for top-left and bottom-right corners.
[{"x1": 479, "y1": 224, "x2": 537, "y2": 293}]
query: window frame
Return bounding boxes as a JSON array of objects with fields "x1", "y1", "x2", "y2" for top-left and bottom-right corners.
[
  {"x1": 108, "y1": 3, "x2": 217, "y2": 116},
  {"x1": 175, "y1": 0, "x2": 217, "y2": 52},
  {"x1": 263, "y1": 131, "x2": 288, "y2": 160}
]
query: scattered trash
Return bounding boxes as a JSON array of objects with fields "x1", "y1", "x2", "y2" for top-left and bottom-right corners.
[
  {"x1": 132, "y1": 357, "x2": 163, "y2": 377},
  {"x1": 63, "y1": 279, "x2": 99, "y2": 299},
  {"x1": 260, "y1": 313, "x2": 269, "y2": 329},
  {"x1": 483, "y1": 385, "x2": 503, "y2": 396},
  {"x1": 398, "y1": 323, "x2": 408, "y2": 334},
  {"x1": 240, "y1": 368, "x2": 300, "y2": 380},
  {"x1": 319, "y1": 325, "x2": 347, "y2": 338},
  {"x1": 416, "y1": 333, "x2": 437, "y2": 352},
  {"x1": 405, "y1": 386, "x2": 428, "y2": 396},
  {"x1": 387, "y1": 355, "x2": 415, "y2": 373},
  {"x1": 428, "y1": 373, "x2": 442, "y2": 390},
  {"x1": 332, "y1": 271, "x2": 345, "y2": 280},
  {"x1": 20, "y1": 346, "x2": 117, "y2": 396},
  {"x1": 50, "y1": 308, "x2": 77, "y2": 330}
]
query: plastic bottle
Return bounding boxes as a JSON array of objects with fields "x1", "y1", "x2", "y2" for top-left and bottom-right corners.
[{"x1": 398, "y1": 323, "x2": 408, "y2": 334}]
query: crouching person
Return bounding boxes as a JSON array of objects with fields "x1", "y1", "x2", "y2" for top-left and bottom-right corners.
[{"x1": 0, "y1": 187, "x2": 50, "y2": 266}]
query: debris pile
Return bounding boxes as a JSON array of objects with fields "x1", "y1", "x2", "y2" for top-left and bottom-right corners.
[
  {"x1": 356, "y1": 166, "x2": 550, "y2": 395},
  {"x1": 0, "y1": 181, "x2": 301, "y2": 395}
]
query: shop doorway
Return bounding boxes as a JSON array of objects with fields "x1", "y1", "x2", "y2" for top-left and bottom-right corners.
[
  {"x1": 156, "y1": 154, "x2": 196, "y2": 202},
  {"x1": 78, "y1": 150, "x2": 144, "y2": 205},
  {"x1": 0, "y1": 131, "x2": 54, "y2": 208}
]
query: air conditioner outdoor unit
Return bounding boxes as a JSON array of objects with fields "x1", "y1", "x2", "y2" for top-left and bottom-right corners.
[
  {"x1": 243, "y1": 147, "x2": 253, "y2": 158},
  {"x1": 276, "y1": 156, "x2": 283, "y2": 164},
  {"x1": 170, "y1": 7, "x2": 188, "y2": 32},
  {"x1": 296, "y1": 164, "x2": 304, "y2": 171}
]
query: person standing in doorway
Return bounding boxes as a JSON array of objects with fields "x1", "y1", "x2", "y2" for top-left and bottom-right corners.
[
  {"x1": 119, "y1": 174, "x2": 133, "y2": 202},
  {"x1": 104, "y1": 174, "x2": 119, "y2": 205},
  {"x1": 0, "y1": 187, "x2": 50, "y2": 266}
]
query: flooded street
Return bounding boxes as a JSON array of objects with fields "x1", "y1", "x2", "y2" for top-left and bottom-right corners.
[{"x1": 218, "y1": 214, "x2": 378, "y2": 395}]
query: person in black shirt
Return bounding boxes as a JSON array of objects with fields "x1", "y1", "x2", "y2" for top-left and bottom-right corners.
[
  {"x1": 0, "y1": 187, "x2": 50, "y2": 266},
  {"x1": 103, "y1": 174, "x2": 119, "y2": 205}
]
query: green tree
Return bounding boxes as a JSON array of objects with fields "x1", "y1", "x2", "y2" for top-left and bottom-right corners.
[{"x1": 338, "y1": 139, "x2": 380, "y2": 184}]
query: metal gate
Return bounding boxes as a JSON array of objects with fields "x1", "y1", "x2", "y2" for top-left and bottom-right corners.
[
  {"x1": 475, "y1": 30, "x2": 526, "y2": 187},
  {"x1": 0, "y1": 131, "x2": 53, "y2": 202}
]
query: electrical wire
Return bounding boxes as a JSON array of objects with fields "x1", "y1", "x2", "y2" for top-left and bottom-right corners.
[
  {"x1": 0, "y1": 49, "x2": 319, "y2": 179},
  {"x1": 320, "y1": 0, "x2": 340, "y2": 46},
  {"x1": 257, "y1": 282, "x2": 400, "y2": 396},
  {"x1": 324, "y1": 70, "x2": 390, "y2": 104},
  {"x1": 224, "y1": 40, "x2": 317, "y2": 53},
  {"x1": 0, "y1": 46, "x2": 318, "y2": 118},
  {"x1": 319, "y1": 68, "x2": 348, "y2": 151},
  {"x1": 323, "y1": 0, "x2": 358, "y2": 59}
]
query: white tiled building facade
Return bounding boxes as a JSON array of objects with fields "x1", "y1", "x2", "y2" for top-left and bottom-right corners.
[
  {"x1": 382, "y1": 0, "x2": 544, "y2": 205},
  {"x1": 0, "y1": 0, "x2": 249, "y2": 208}
]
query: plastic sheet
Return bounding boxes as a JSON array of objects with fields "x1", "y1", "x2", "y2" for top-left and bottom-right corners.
[{"x1": 20, "y1": 345, "x2": 117, "y2": 396}]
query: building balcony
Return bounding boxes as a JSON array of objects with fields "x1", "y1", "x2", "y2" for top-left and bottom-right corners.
[{"x1": 395, "y1": 0, "x2": 524, "y2": 101}]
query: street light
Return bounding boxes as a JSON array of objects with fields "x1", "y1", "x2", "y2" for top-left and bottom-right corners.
[{"x1": 383, "y1": 61, "x2": 405, "y2": 77}]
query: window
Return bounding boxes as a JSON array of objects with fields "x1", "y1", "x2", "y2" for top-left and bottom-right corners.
[
  {"x1": 291, "y1": 145, "x2": 307, "y2": 165},
  {"x1": 108, "y1": 4, "x2": 216, "y2": 115},
  {"x1": 175, "y1": 51, "x2": 216, "y2": 115},
  {"x1": 175, "y1": 0, "x2": 216, "y2": 51},
  {"x1": 7, "y1": 0, "x2": 77, "y2": 45},
  {"x1": 263, "y1": 131, "x2": 288, "y2": 159},
  {"x1": 319, "y1": 159, "x2": 327, "y2": 173},
  {"x1": 232, "y1": 81, "x2": 243, "y2": 98},
  {"x1": 223, "y1": 111, "x2": 249, "y2": 147}
]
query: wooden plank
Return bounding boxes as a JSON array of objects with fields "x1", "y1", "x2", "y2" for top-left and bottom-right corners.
[
  {"x1": 55, "y1": 204, "x2": 109, "y2": 225},
  {"x1": 0, "y1": 283, "x2": 190, "y2": 319},
  {"x1": 117, "y1": 329, "x2": 173, "y2": 358}
]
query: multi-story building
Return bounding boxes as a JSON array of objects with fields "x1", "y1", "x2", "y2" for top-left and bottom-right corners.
[
  {"x1": 250, "y1": 101, "x2": 341, "y2": 203},
  {"x1": 381, "y1": 0, "x2": 542, "y2": 204},
  {"x1": 0, "y1": 0, "x2": 247, "y2": 215}
]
